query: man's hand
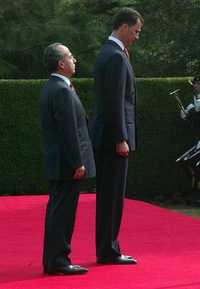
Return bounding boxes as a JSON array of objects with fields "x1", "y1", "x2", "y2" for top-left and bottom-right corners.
[
  {"x1": 116, "y1": 141, "x2": 129, "y2": 158},
  {"x1": 73, "y1": 166, "x2": 86, "y2": 180}
]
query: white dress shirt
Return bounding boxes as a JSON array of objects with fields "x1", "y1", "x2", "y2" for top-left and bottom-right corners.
[
  {"x1": 51, "y1": 73, "x2": 71, "y2": 87},
  {"x1": 108, "y1": 35, "x2": 125, "y2": 51}
]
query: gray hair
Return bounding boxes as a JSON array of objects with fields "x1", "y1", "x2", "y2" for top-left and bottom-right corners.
[{"x1": 44, "y1": 42, "x2": 65, "y2": 73}]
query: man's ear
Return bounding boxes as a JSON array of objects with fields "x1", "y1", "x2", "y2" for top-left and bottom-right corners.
[
  {"x1": 58, "y1": 59, "x2": 64, "y2": 70},
  {"x1": 122, "y1": 23, "x2": 129, "y2": 30},
  {"x1": 119, "y1": 23, "x2": 129, "y2": 35}
]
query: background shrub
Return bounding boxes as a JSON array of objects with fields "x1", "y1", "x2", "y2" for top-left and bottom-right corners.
[{"x1": 0, "y1": 78, "x2": 196, "y2": 202}]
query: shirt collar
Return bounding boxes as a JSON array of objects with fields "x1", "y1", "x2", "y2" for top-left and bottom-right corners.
[
  {"x1": 108, "y1": 35, "x2": 125, "y2": 51},
  {"x1": 51, "y1": 73, "x2": 71, "y2": 87}
]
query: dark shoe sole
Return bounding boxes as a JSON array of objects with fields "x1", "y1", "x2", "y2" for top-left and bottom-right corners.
[
  {"x1": 97, "y1": 255, "x2": 138, "y2": 265},
  {"x1": 44, "y1": 265, "x2": 88, "y2": 275}
]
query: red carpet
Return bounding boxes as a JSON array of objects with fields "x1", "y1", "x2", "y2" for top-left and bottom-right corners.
[{"x1": 0, "y1": 194, "x2": 200, "y2": 289}]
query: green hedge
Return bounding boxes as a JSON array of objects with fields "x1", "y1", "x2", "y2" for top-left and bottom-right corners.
[
  {"x1": 129, "y1": 77, "x2": 195, "y2": 201},
  {"x1": 0, "y1": 78, "x2": 196, "y2": 200}
]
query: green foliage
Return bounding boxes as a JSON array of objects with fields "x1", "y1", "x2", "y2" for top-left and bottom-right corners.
[
  {"x1": 133, "y1": 0, "x2": 200, "y2": 76},
  {"x1": 0, "y1": 78, "x2": 94, "y2": 194},
  {"x1": 127, "y1": 77, "x2": 195, "y2": 201},
  {"x1": 0, "y1": 0, "x2": 199, "y2": 78},
  {"x1": 0, "y1": 0, "x2": 62, "y2": 78},
  {"x1": 0, "y1": 78, "x2": 196, "y2": 201},
  {"x1": 0, "y1": 79, "x2": 45, "y2": 194},
  {"x1": 171, "y1": 207, "x2": 200, "y2": 217}
]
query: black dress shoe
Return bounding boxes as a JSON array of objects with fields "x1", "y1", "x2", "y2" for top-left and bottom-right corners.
[
  {"x1": 44, "y1": 264, "x2": 88, "y2": 275},
  {"x1": 97, "y1": 254, "x2": 137, "y2": 265}
]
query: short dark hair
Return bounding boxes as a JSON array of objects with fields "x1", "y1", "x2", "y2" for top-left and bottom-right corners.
[
  {"x1": 113, "y1": 7, "x2": 144, "y2": 30},
  {"x1": 44, "y1": 42, "x2": 65, "y2": 73}
]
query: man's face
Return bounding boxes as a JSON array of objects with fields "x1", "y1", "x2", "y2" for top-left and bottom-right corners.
[
  {"x1": 58, "y1": 45, "x2": 76, "y2": 77},
  {"x1": 124, "y1": 19, "x2": 143, "y2": 46}
]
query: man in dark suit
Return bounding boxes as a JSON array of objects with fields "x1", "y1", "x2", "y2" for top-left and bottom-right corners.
[
  {"x1": 40, "y1": 43, "x2": 95, "y2": 275},
  {"x1": 90, "y1": 8, "x2": 143, "y2": 265}
]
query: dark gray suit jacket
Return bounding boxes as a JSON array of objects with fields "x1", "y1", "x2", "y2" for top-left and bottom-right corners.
[
  {"x1": 40, "y1": 75, "x2": 96, "y2": 180},
  {"x1": 90, "y1": 40, "x2": 137, "y2": 151}
]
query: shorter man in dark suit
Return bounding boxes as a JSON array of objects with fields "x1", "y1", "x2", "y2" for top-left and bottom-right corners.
[{"x1": 40, "y1": 43, "x2": 95, "y2": 275}]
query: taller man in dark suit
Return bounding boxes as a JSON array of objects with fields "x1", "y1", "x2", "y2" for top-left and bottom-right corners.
[
  {"x1": 90, "y1": 8, "x2": 143, "y2": 265},
  {"x1": 40, "y1": 43, "x2": 95, "y2": 275}
]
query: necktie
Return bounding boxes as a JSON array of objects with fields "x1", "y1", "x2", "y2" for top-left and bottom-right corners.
[{"x1": 123, "y1": 47, "x2": 130, "y2": 59}]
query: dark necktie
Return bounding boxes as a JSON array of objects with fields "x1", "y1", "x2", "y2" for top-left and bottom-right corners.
[{"x1": 123, "y1": 47, "x2": 130, "y2": 59}]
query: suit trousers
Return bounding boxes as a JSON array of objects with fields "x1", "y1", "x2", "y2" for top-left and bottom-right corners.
[
  {"x1": 95, "y1": 148, "x2": 128, "y2": 258},
  {"x1": 43, "y1": 180, "x2": 80, "y2": 270}
]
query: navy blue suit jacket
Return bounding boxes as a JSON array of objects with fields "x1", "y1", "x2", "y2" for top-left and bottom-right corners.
[
  {"x1": 40, "y1": 75, "x2": 96, "y2": 180},
  {"x1": 90, "y1": 40, "x2": 137, "y2": 151}
]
